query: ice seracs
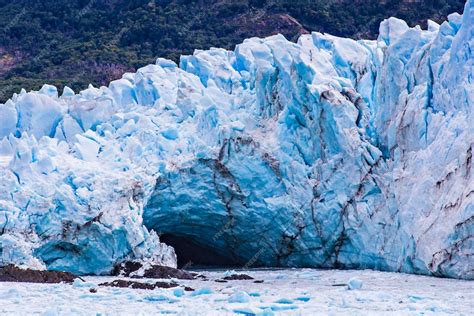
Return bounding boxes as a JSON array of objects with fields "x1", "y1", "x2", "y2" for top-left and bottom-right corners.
[{"x1": 0, "y1": 1, "x2": 472, "y2": 278}]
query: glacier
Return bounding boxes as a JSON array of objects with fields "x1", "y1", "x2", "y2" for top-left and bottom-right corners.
[{"x1": 0, "y1": 1, "x2": 472, "y2": 278}]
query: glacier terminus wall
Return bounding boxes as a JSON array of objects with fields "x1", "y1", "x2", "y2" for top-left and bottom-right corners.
[{"x1": 0, "y1": 1, "x2": 472, "y2": 278}]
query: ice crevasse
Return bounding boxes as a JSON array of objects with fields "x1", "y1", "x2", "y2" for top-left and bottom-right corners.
[{"x1": 0, "y1": 1, "x2": 472, "y2": 278}]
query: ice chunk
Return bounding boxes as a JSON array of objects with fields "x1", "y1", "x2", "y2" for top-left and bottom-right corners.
[
  {"x1": 74, "y1": 135, "x2": 100, "y2": 161},
  {"x1": 156, "y1": 58, "x2": 177, "y2": 68},
  {"x1": 0, "y1": 138, "x2": 13, "y2": 166},
  {"x1": 15, "y1": 94, "x2": 63, "y2": 138},
  {"x1": 232, "y1": 307, "x2": 261, "y2": 315},
  {"x1": 228, "y1": 291, "x2": 251, "y2": 303},
  {"x1": 61, "y1": 86, "x2": 75, "y2": 98},
  {"x1": 39, "y1": 84, "x2": 58, "y2": 98},
  {"x1": 274, "y1": 298, "x2": 293, "y2": 304},
  {"x1": 173, "y1": 287, "x2": 185, "y2": 297},
  {"x1": 270, "y1": 305, "x2": 298, "y2": 311},
  {"x1": 348, "y1": 278, "x2": 363, "y2": 290},
  {"x1": 0, "y1": 288, "x2": 21, "y2": 300},
  {"x1": 144, "y1": 294, "x2": 178, "y2": 303},
  {"x1": 72, "y1": 279, "x2": 96, "y2": 288},
  {"x1": 161, "y1": 128, "x2": 179, "y2": 140},
  {"x1": 55, "y1": 115, "x2": 83, "y2": 142},
  {"x1": 0, "y1": 101, "x2": 17, "y2": 138},
  {"x1": 379, "y1": 17, "x2": 409, "y2": 45},
  {"x1": 191, "y1": 287, "x2": 213, "y2": 296}
]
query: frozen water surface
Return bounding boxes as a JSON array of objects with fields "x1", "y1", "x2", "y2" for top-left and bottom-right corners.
[
  {"x1": 0, "y1": 0, "x2": 473, "y2": 285},
  {"x1": 0, "y1": 269, "x2": 472, "y2": 315}
]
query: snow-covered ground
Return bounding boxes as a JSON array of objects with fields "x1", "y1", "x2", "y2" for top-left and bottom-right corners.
[{"x1": 0, "y1": 269, "x2": 472, "y2": 315}]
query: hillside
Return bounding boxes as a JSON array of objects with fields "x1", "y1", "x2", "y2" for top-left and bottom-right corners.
[{"x1": 0, "y1": 0, "x2": 466, "y2": 102}]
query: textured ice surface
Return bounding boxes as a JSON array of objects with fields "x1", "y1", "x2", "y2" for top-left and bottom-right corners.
[
  {"x1": 0, "y1": 269, "x2": 472, "y2": 315},
  {"x1": 0, "y1": 2, "x2": 473, "y2": 277}
]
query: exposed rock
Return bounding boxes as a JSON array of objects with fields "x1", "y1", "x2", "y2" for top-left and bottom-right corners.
[
  {"x1": 112, "y1": 261, "x2": 143, "y2": 276},
  {"x1": 113, "y1": 261, "x2": 195, "y2": 280},
  {"x1": 99, "y1": 279, "x2": 179, "y2": 290},
  {"x1": 139, "y1": 265, "x2": 195, "y2": 280},
  {"x1": 195, "y1": 274, "x2": 209, "y2": 281},
  {"x1": 223, "y1": 274, "x2": 254, "y2": 280},
  {"x1": 0, "y1": 265, "x2": 76, "y2": 283}
]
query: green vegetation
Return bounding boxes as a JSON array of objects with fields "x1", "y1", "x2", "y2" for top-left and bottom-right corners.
[{"x1": 0, "y1": 0, "x2": 466, "y2": 102}]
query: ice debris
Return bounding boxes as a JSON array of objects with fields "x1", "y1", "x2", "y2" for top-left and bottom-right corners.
[
  {"x1": 228, "y1": 291, "x2": 251, "y2": 303},
  {"x1": 347, "y1": 278, "x2": 363, "y2": 290}
]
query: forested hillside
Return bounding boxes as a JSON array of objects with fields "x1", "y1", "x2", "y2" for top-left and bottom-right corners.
[{"x1": 0, "y1": 0, "x2": 466, "y2": 102}]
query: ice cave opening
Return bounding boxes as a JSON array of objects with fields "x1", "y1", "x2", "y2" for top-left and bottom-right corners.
[{"x1": 159, "y1": 233, "x2": 244, "y2": 268}]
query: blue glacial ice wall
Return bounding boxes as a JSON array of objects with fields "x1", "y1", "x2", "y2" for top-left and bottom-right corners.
[{"x1": 0, "y1": 1, "x2": 472, "y2": 278}]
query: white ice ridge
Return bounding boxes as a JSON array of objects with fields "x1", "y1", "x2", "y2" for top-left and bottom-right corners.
[{"x1": 0, "y1": 1, "x2": 472, "y2": 277}]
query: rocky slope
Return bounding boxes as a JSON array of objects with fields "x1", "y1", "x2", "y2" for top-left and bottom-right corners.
[{"x1": 0, "y1": 0, "x2": 466, "y2": 102}]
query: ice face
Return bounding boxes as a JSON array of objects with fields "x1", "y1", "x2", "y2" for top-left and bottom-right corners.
[{"x1": 0, "y1": 1, "x2": 472, "y2": 278}]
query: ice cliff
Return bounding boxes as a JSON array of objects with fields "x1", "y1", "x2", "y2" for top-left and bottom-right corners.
[{"x1": 0, "y1": 1, "x2": 472, "y2": 278}]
